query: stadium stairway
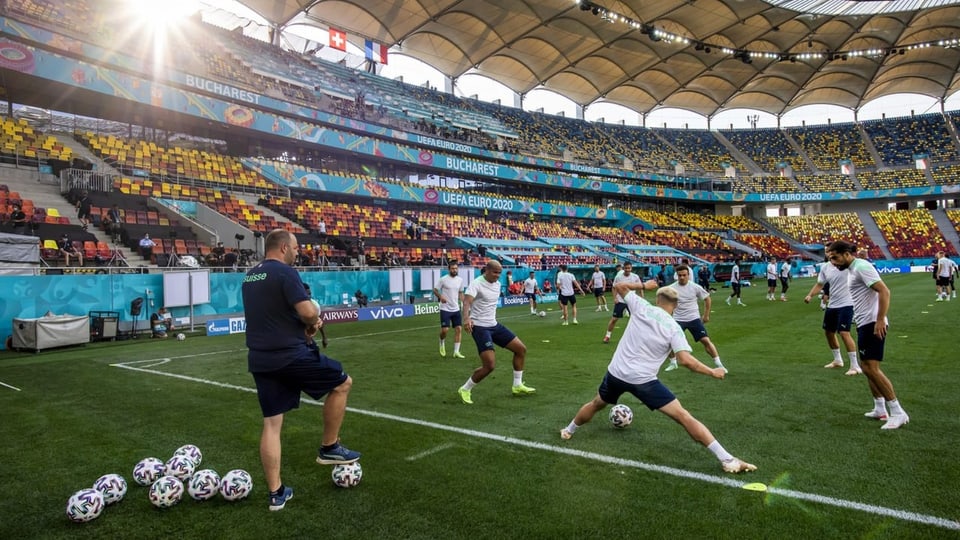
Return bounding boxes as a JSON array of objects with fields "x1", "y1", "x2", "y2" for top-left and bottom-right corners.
[
  {"x1": 856, "y1": 209, "x2": 894, "y2": 259},
  {"x1": 782, "y1": 130, "x2": 819, "y2": 173},
  {"x1": 931, "y1": 208, "x2": 960, "y2": 255},
  {"x1": 54, "y1": 133, "x2": 122, "y2": 175},
  {"x1": 711, "y1": 131, "x2": 763, "y2": 175},
  {"x1": 856, "y1": 124, "x2": 884, "y2": 169}
]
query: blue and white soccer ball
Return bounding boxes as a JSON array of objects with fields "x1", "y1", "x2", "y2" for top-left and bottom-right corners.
[
  {"x1": 148, "y1": 475, "x2": 184, "y2": 508},
  {"x1": 132, "y1": 457, "x2": 165, "y2": 487},
  {"x1": 220, "y1": 469, "x2": 253, "y2": 501},
  {"x1": 176, "y1": 333, "x2": 186, "y2": 341},
  {"x1": 164, "y1": 455, "x2": 196, "y2": 481},
  {"x1": 66, "y1": 488, "x2": 105, "y2": 523},
  {"x1": 93, "y1": 473, "x2": 127, "y2": 505},
  {"x1": 609, "y1": 403, "x2": 634, "y2": 429},
  {"x1": 173, "y1": 444, "x2": 203, "y2": 467},
  {"x1": 331, "y1": 462, "x2": 362, "y2": 488},
  {"x1": 187, "y1": 469, "x2": 221, "y2": 501}
]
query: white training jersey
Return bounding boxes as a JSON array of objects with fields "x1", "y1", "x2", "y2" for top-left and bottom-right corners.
[
  {"x1": 668, "y1": 280, "x2": 710, "y2": 322},
  {"x1": 608, "y1": 292, "x2": 692, "y2": 385},
  {"x1": 591, "y1": 271, "x2": 606, "y2": 289},
  {"x1": 817, "y1": 263, "x2": 852, "y2": 308},
  {"x1": 435, "y1": 274, "x2": 463, "y2": 313},
  {"x1": 780, "y1": 262, "x2": 791, "y2": 278},
  {"x1": 730, "y1": 264, "x2": 740, "y2": 282},
  {"x1": 938, "y1": 256, "x2": 956, "y2": 278},
  {"x1": 523, "y1": 277, "x2": 538, "y2": 294},
  {"x1": 766, "y1": 263, "x2": 777, "y2": 280},
  {"x1": 847, "y1": 258, "x2": 886, "y2": 328},
  {"x1": 613, "y1": 272, "x2": 641, "y2": 303},
  {"x1": 464, "y1": 275, "x2": 502, "y2": 327},
  {"x1": 556, "y1": 271, "x2": 577, "y2": 296}
]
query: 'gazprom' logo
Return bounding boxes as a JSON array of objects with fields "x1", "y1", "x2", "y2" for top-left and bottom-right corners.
[
  {"x1": 358, "y1": 304, "x2": 415, "y2": 321},
  {"x1": 206, "y1": 318, "x2": 231, "y2": 336}
]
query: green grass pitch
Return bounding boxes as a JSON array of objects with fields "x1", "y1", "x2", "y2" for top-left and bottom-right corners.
[{"x1": 1, "y1": 273, "x2": 958, "y2": 538}]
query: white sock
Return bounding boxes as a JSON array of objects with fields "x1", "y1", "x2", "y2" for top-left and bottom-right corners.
[
  {"x1": 707, "y1": 440, "x2": 734, "y2": 462},
  {"x1": 462, "y1": 377, "x2": 476, "y2": 391},
  {"x1": 513, "y1": 370, "x2": 523, "y2": 386},
  {"x1": 831, "y1": 349, "x2": 842, "y2": 364},
  {"x1": 605, "y1": 331, "x2": 611, "y2": 338},
  {"x1": 669, "y1": 358, "x2": 678, "y2": 366},
  {"x1": 454, "y1": 342, "x2": 461, "y2": 353},
  {"x1": 848, "y1": 352, "x2": 860, "y2": 369},
  {"x1": 565, "y1": 420, "x2": 579, "y2": 433},
  {"x1": 888, "y1": 399, "x2": 906, "y2": 416},
  {"x1": 439, "y1": 339, "x2": 445, "y2": 347},
  {"x1": 874, "y1": 397, "x2": 887, "y2": 413}
]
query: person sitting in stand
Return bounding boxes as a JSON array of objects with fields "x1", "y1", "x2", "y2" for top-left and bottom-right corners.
[
  {"x1": 139, "y1": 233, "x2": 156, "y2": 260},
  {"x1": 150, "y1": 307, "x2": 174, "y2": 338},
  {"x1": 542, "y1": 278, "x2": 553, "y2": 293},
  {"x1": 354, "y1": 290, "x2": 369, "y2": 307},
  {"x1": 10, "y1": 204, "x2": 26, "y2": 234},
  {"x1": 209, "y1": 241, "x2": 226, "y2": 265},
  {"x1": 59, "y1": 233, "x2": 83, "y2": 266}
]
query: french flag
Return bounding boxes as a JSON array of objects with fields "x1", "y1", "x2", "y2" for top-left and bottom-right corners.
[{"x1": 365, "y1": 40, "x2": 388, "y2": 64}]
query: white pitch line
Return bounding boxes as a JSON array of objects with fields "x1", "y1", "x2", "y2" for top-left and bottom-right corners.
[
  {"x1": 110, "y1": 357, "x2": 960, "y2": 531},
  {"x1": 405, "y1": 442, "x2": 456, "y2": 462},
  {"x1": 0, "y1": 380, "x2": 22, "y2": 392}
]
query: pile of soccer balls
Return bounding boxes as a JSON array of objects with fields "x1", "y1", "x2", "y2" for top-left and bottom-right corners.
[{"x1": 65, "y1": 444, "x2": 252, "y2": 523}]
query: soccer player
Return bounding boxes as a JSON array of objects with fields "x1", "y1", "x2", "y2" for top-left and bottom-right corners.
[
  {"x1": 591, "y1": 264, "x2": 609, "y2": 311},
  {"x1": 457, "y1": 260, "x2": 535, "y2": 404},
  {"x1": 935, "y1": 251, "x2": 957, "y2": 302},
  {"x1": 559, "y1": 280, "x2": 757, "y2": 475},
  {"x1": 725, "y1": 260, "x2": 746, "y2": 306},
  {"x1": 556, "y1": 264, "x2": 585, "y2": 325},
  {"x1": 825, "y1": 240, "x2": 909, "y2": 429},
  {"x1": 522, "y1": 271, "x2": 542, "y2": 315},
  {"x1": 664, "y1": 265, "x2": 726, "y2": 373},
  {"x1": 803, "y1": 260, "x2": 861, "y2": 375},
  {"x1": 241, "y1": 230, "x2": 360, "y2": 511},
  {"x1": 765, "y1": 257, "x2": 778, "y2": 301},
  {"x1": 779, "y1": 258, "x2": 791, "y2": 301},
  {"x1": 603, "y1": 261, "x2": 640, "y2": 343},
  {"x1": 433, "y1": 262, "x2": 465, "y2": 358}
]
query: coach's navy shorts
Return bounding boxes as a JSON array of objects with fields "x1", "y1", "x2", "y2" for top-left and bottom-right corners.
[
  {"x1": 598, "y1": 371, "x2": 676, "y2": 410},
  {"x1": 251, "y1": 351, "x2": 348, "y2": 417},
  {"x1": 822, "y1": 306, "x2": 853, "y2": 333},
  {"x1": 612, "y1": 302, "x2": 629, "y2": 318},
  {"x1": 471, "y1": 323, "x2": 517, "y2": 353},
  {"x1": 856, "y1": 322, "x2": 885, "y2": 362},
  {"x1": 440, "y1": 310, "x2": 462, "y2": 328},
  {"x1": 678, "y1": 318, "x2": 709, "y2": 342}
]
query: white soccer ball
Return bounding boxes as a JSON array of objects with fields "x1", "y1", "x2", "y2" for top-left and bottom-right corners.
[
  {"x1": 331, "y1": 462, "x2": 362, "y2": 488},
  {"x1": 93, "y1": 473, "x2": 127, "y2": 505},
  {"x1": 164, "y1": 455, "x2": 196, "y2": 481},
  {"x1": 66, "y1": 488, "x2": 105, "y2": 523},
  {"x1": 132, "y1": 457, "x2": 165, "y2": 487},
  {"x1": 538, "y1": 311, "x2": 546, "y2": 317},
  {"x1": 220, "y1": 469, "x2": 253, "y2": 501},
  {"x1": 148, "y1": 475, "x2": 184, "y2": 508},
  {"x1": 176, "y1": 333, "x2": 186, "y2": 341},
  {"x1": 187, "y1": 469, "x2": 221, "y2": 501},
  {"x1": 173, "y1": 444, "x2": 203, "y2": 467},
  {"x1": 609, "y1": 403, "x2": 634, "y2": 429}
]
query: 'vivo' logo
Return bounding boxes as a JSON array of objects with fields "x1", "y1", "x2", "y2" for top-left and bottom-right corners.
[{"x1": 358, "y1": 304, "x2": 414, "y2": 321}]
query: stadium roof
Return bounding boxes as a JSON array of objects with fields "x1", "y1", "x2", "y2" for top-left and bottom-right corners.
[{"x1": 233, "y1": 0, "x2": 960, "y2": 118}]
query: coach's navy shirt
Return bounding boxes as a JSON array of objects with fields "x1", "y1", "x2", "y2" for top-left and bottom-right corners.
[{"x1": 241, "y1": 259, "x2": 310, "y2": 372}]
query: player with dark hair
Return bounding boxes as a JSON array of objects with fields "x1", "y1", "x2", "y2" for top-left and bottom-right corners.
[
  {"x1": 803, "y1": 261, "x2": 861, "y2": 375},
  {"x1": 826, "y1": 240, "x2": 908, "y2": 429},
  {"x1": 590, "y1": 264, "x2": 609, "y2": 312},
  {"x1": 725, "y1": 260, "x2": 746, "y2": 306},
  {"x1": 664, "y1": 265, "x2": 726, "y2": 373},
  {"x1": 242, "y1": 229, "x2": 360, "y2": 511},
  {"x1": 433, "y1": 261, "x2": 466, "y2": 358},
  {"x1": 603, "y1": 261, "x2": 640, "y2": 343}
]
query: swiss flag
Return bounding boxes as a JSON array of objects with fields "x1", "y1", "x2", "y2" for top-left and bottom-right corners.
[{"x1": 329, "y1": 27, "x2": 347, "y2": 51}]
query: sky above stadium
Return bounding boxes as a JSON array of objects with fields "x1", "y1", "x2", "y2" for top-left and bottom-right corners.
[{"x1": 184, "y1": 0, "x2": 960, "y2": 129}]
